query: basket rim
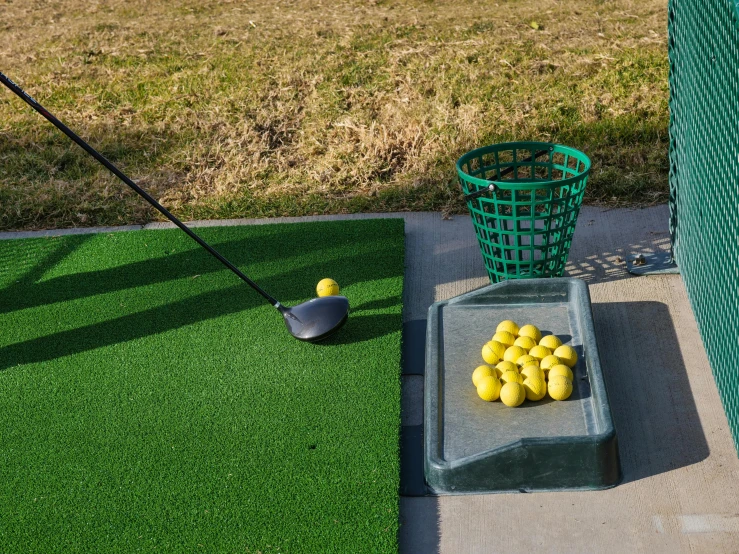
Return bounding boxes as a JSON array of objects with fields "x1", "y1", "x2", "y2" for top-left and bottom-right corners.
[{"x1": 456, "y1": 141, "x2": 591, "y2": 191}]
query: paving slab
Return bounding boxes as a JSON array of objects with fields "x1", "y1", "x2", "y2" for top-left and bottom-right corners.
[{"x1": 3, "y1": 206, "x2": 737, "y2": 553}]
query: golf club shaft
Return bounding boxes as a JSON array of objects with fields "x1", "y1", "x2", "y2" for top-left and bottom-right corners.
[{"x1": 0, "y1": 71, "x2": 281, "y2": 307}]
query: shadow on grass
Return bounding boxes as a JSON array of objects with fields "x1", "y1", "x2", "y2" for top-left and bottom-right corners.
[
  {"x1": 320, "y1": 313, "x2": 401, "y2": 346},
  {"x1": 0, "y1": 225, "x2": 359, "y2": 314},
  {"x1": 0, "y1": 222, "x2": 405, "y2": 370},
  {"x1": 352, "y1": 297, "x2": 402, "y2": 312},
  {"x1": 0, "y1": 234, "x2": 94, "y2": 287},
  {"x1": 0, "y1": 284, "x2": 255, "y2": 371},
  {"x1": 0, "y1": 120, "x2": 185, "y2": 192}
]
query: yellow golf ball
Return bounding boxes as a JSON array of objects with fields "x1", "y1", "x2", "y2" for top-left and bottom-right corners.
[
  {"x1": 482, "y1": 340, "x2": 506, "y2": 364},
  {"x1": 540, "y1": 355, "x2": 562, "y2": 373},
  {"x1": 472, "y1": 365, "x2": 496, "y2": 387},
  {"x1": 548, "y1": 375, "x2": 573, "y2": 401},
  {"x1": 494, "y1": 361, "x2": 518, "y2": 377},
  {"x1": 513, "y1": 336, "x2": 537, "y2": 351},
  {"x1": 503, "y1": 345, "x2": 528, "y2": 363},
  {"x1": 516, "y1": 354, "x2": 537, "y2": 368},
  {"x1": 496, "y1": 320, "x2": 520, "y2": 337},
  {"x1": 553, "y1": 345, "x2": 578, "y2": 368},
  {"x1": 500, "y1": 382, "x2": 526, "y2": 407},
  {"x1": 523, "y1": 376, "x2": 547, "y2": 401},
  {"x1": 539, "y1": 335, "x2": 563, "y2": 350},
  {"x1": 528, "y1": 345, "x2": 552, "y2": 362},
  {"x1": 548, "y1": 364, "x2": 574, "y2": 382},
  {"x1": 518, "y1": 324, "x2": 542, "y2": 343},
  {"x1": 521, "y1": 364, "x2": 545, "y2": 382},
  {"x1": 316, "y1": 278, "x2": 340, "y2": 297},
  {"x1": 492, "y1": 331, "x2": 516, "y2": 348},
  {"x1": 500, "y1": 370, "x2": 523, "y2": 385},
  {"x1": 477, "y1": 375, "x2": 502, "y2": 402}
]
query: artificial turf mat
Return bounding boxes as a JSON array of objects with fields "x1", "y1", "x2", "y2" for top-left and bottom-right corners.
[{"x1": 0, "y1": 218, "x2": 404, "y2": 553}]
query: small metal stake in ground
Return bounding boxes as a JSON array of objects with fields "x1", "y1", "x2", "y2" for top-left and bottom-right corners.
[
  {"x1": 626, "y1": 251, "x2": 680, "y2": 275},
  {"x1": 457, "y1": 141, "x2": 590, "y2": 284}
]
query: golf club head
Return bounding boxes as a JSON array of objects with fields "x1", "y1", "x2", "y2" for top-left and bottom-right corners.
[{"x1": 280, "y1": 296, "x2": 350, "y2": 342}]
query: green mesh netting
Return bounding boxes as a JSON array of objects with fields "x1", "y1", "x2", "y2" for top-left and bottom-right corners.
[
  {"x1": 669, "y1": 0, "x2": 739, "y2": 451},
  {"x1": 457, "y1": 142, "x2": 590, "y2": 283}
]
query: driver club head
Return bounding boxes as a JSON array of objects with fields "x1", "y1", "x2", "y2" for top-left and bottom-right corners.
[{"x1": 280, "y1": 295, "x2": 350, "y2": 342}]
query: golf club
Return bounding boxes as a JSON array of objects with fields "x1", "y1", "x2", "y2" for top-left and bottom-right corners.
[{"x1": 0, "y1": 71, "x2": 349, "y2": 342}]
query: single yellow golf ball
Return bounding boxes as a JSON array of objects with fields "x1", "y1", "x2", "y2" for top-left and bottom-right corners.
[
  {"x1": 472, "y1": 365, "x2": 495, "y2": 387},
  {"x1": 553, "y1": 345, "x2": 578, "y2": 368},
  {"x1": 528, "y1": 345, "x2": 552, "y2": 362},
  {"x1": 492, "y1": 331, "x2": 516, "y2": 348},
  {"x1": 540, "y1": 355, "x2": 562, "y2": 373},
  {"x1": 477, "y1": 375, "x2": 502, "y2": 402},
  {"x1": 516, "y1": 354, "x2": 537, "y2": 368},
  {"x1": 518, "y1": 324, "x2": 542, "y2": 343},
  {"x1": 548, "y1": 364, "x2": 574, "y2": 382},
  {"x1": 513, "y1": 335, "x2": 537, "y2": 351},
  {"x1": 496, "y1": 320, "x2": 520, "y2": 337},
  {"x1": 539, "y1": 334, "x2": 563, "y2": 350},
  {"x1": 504, "y1": 345, "x2": 528, "y2": 363},
  {"x1": 500, "y1": 370, "x2": 523, "y2": 385},
  {"x1": 500, "y1": 382, "x2": 526, "y2": 407},
  {"x1": 316, "y1": 278, "x2": 340, "y2": 297},
  {"x1": 523, "y1": 376, "x2": 547, "y2": 401},
  {"x1": 548, "y1": 375, "x2": 573, "y2": 401},
  {"x1": 521, "y1": 364, "x2": 545, "y2": 382},
  {"x1": 494, "y1": 361, "x2": 518, "y2": 377},
  {"x1": 482, "y1": 340, "x2": 507, "y2": 364}
]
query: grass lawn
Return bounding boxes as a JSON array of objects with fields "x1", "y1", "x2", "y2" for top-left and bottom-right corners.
[
  {"x1": 0, "y1": 218, "x2": 404, "y2": 553},
  {"x1": 1, "y1": 0, "x2": 669, "y2": 231}
]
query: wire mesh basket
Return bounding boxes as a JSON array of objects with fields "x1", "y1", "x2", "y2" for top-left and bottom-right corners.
[{"x1": 456, "y1": 142, "x2": 590, "y2": 283}]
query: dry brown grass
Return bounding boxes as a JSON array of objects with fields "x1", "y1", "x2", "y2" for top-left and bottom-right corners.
[{"x1": 0, "y1": 0, "x2": 669, "y2": 230}]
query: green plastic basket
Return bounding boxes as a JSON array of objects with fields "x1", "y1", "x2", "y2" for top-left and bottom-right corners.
[{"x1": 456, "y1": 141, "x2": 590, "y2": 283}]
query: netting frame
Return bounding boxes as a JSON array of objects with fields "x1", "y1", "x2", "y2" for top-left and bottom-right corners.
[{"x1": 668, "y1": 0, "x2": 739, "y2": 453}]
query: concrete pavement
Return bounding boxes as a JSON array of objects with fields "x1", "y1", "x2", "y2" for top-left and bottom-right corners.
[{"x1": 398, "y1": 206, "x2": 739, "y2": 554}]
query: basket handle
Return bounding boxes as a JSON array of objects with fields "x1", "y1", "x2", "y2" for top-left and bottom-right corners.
[{"x1": 463, "y1": 148, "x2": 550, "y2": 201}]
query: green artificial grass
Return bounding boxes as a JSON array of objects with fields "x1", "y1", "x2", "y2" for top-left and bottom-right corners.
[{"x1": 0, "y1": 218, "x2": 404, "y2": 553}]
